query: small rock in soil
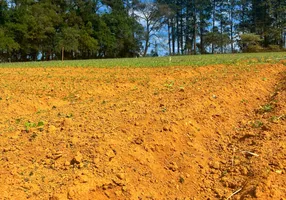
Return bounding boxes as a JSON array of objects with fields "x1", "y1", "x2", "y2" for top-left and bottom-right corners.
[
  {"x1": 105, "y1": 149, "x2": 116, "y2": 159},
  {"x1": 64, "y1": 161, "x2": 70, "y2": 166},
  {"x1": 78, "y1": 162, "x2": 84, "y2": 169},
  {"x1": 134, "y1": 137, "x2": 143, "y2": 145},
  {"x1": 163, "y1": 126, "x2": 170, "y2": 131},
  {"x1": 241, "y1": 166, "x2": 248, "y2": 175},
  {"x1": 80, "y1": 175, "x2": 88, "y2": 183},
  {"x1": 63, "y1": 118, "x2": 73, "y2": 126},
  {"x1": 53, "y1": 151, "x2": 62, "y2": 160},
  {"x1": 116, "y1": 173, "x2": 125, "y2": 180},
  {"x1": 209, "y1": 161, "x2": 220, "y2": 169},
  {"x1": 71, "y1": 151, "x2": 83, "y2": 164},
  {"x1": 234, "y1": 159, "x2": 240, "y2": 165},
  {"x1": 179, "y1": 87, "x2": 185, "y2": 92},
  {"x1": 115, "y1": 190, "x2": 122, "y2": 196},
  {"x1": 67, "y1": 188, "x2": 76, "y2": 199},
  {"x1": 45, "y1": 159, "x2": 51, "y2": 165},
  {"x1": 49, "y1": 195, "x2": 60, "y2": 200},
  {"x1": 168, "y1": 162, "x2": 179, "y2": 171},
  {"x1": 48, "y1": 125, "x2": 57, "y2": 133}
]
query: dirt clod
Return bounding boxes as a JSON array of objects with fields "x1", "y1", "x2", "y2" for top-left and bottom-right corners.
[
  {"x1": 168, "y1": 162, "x2": 179, "y2": 172},
  {"x1": 71, "y1": 151, "x2": 83, "y2": 164},
  {"x1": 49, "y1": 195, "x2": 59, "y2": 200},
  {"x1": 209, "y1": 161, "x2": 220, "y2": 170}
]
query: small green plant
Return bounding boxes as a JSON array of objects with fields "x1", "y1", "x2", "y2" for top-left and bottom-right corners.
[
  {"x1": 131, "y1": 86, "x2": 138, "y2": 91},
  {"x1": 63, "y1": 93, "x2": 77, "y2": 101},
  {"x1": 24, "y1": 121, "x2": 44, "y2": 132},
  {"x1": 222, "y1": 170, "x2": 228, "y2": 176},
  {"x1": 164, "y1": 80, "x2": 174, "y2": 89},
  {"x1": 269, "y1": 116, "x2": 278, "y2": 123},
  {"x1": 251, "y1": 120, "x2": 263, "y2": 128},
  {"x1": 259, "y1": 103, "x2": 274, "y2": 113},
  {"x1": 36, "y1": 109, "x2": 45, "y2": 114},
  {"x1": 25, "y1": 122, "x2": 37, "y2": 131},
  {"x1": 269, "y1": 115, "x2": 285, "y2": 122},
  {"x1": 37, "y1": 121, "x2": 44, "y2": 126},
  {"x1": 179, "y1": 176, "x2": 185, "y2": 184},
  {"x1": 29, "y1": 133, "x2": 38, "y2": 141},
  {"x1": 66, "y1": 113, "x2": 73, "y2": 118},
  {"x1": 16, "y1": 118, "x2": 21, "y2": 124},
  {"x1": 241, "y1": 99, "x2": 248, "y2": 104},
  {"x1": 129, "y1": 77, "x2": 136, "y2": 83}
]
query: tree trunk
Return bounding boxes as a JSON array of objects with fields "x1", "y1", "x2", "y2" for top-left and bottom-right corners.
[
  {"x1": 180, "y1": 6, "x2": 184, "y2": 54},
  {"x1": 172, "y1": 18, "x2": 175, "y2": 55},
  {"x1": 220, "y1": 21, "x2": 223, "y2": 53},
  {"x1": 200, "y1": 21, "x2": 204, "y2": 54},
  {"x1": 193, "y1": 23, "x2": 196, "y2": 55},
  {"x1": 143, "y1": 38, "x2": 149, "y2": 57},
  {"x1": 168, "y1": 19, "x2": 171, "y2": 55},
  {"x1": 185, "y1": 4, "x2": 191, "y2": 54},
  {"x1": 193, "y1": 1, "x2": 196, "y2": 55},
  {"x1": 212, "y1": 0, "x2": 216, "y2": 54},
  {"x1": 143, "y1": 21, "x2": 150, "y2": 57},
  {"x1": 241, "y1": 3, "x2": 245, "y2": 34},
  {"x1": 62, "y1": 47, "x2": 64, "y2": 61},
  {"x1": 176, "y1": 10, "x2": 180, "y2": 54},
  {"x1": 230, "y1": 1, "x2": 234, "y2": 53}
]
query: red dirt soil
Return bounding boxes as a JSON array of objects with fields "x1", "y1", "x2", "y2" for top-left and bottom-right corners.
[{"x1": 0, "y1": 61, "x2": 285, "y2": 200}]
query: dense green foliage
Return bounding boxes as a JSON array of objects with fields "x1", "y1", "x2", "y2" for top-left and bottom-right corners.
[
  {"x1": 0, "y1": 0, "x2": 286, "y2": 62},
  {"x1": 0, "y1": 52, "x2": 285, "y2": 68},
  {"x1": 0, "y1": 0, "x2": 143, "y2": 61},
  {"x1": 156, "y1": 0, "x2": 286, "y2": 55}
]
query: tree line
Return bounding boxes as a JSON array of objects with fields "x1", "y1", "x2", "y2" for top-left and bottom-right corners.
[
  {"x1": 0, "y1": 0, "x2": 286, "y2": 62},
  {"x1": 157, "y1": 0, "x2": 286, "y2": 55}
]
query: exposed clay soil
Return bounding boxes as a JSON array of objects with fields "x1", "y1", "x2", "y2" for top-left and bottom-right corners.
[{"x1": 0, "y1": 61, "x2": 285, "y2": 200}]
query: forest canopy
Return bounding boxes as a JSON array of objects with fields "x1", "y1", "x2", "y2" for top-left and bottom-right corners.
[{"x1": 0, "y1": 0, "x2": 285, "y2": 61}]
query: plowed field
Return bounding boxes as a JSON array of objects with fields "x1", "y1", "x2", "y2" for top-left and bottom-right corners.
[{"x1": 0, "y1": 61, "x2": 285, "y2": 199}]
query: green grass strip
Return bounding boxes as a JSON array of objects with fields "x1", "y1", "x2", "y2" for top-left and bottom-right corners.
[{"x1": 0, "y1": 52, "x2": 285, "y2": 68}]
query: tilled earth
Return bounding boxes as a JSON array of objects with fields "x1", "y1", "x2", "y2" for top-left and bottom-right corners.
[{"x1": 0, "y1": 61, "x2": 285, "y2": 200}]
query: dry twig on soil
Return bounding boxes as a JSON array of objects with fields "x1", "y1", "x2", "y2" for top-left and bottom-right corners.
[
  {"x1": 241, "y1": 151, "x2": 259, "y2": 157},
  {"x1": 226, "y1": 188, "x2": 242, "y2": 200}
]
